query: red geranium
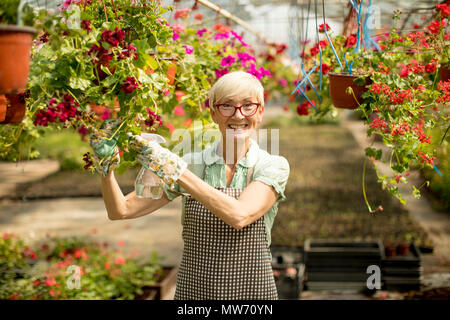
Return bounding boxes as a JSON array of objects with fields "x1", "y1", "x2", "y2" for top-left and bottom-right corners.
[
  {"x1": 319, "y1": 23, "x2": 330, "y2": 33},
  {"x1": 344, "y1": 34, "x2": 357, "y2": 48},
  {"x1": 321, "y1": 63, "x2": 331, "y2": 74},
  {"x1": 427, "y1": 19, "x2": 447, "y2": 34},
  {"x1": 436, "y1": 3, "x2": 450, "y2": 17}
]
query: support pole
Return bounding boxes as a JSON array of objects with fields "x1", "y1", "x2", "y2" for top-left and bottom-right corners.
[{"x1": 196, "y1": 0, "x2": 271, "y2": 45}]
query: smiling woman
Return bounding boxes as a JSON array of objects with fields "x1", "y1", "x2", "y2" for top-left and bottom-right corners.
[{"x1": 99, "y1": 71, "x2": 290, "y2": 300}]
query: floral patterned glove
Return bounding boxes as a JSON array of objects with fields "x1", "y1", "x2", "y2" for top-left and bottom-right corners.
[
  {"x1": 128, "y1": 133, "x2": 187, "y2": 187},
  {"x1": 89, "y1": 120, "x2": 121, "y2": 176}
]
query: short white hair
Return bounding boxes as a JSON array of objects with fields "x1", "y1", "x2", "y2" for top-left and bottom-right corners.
[{"x1": 208, "y1": 71, "x2": 264, "y2": 110}]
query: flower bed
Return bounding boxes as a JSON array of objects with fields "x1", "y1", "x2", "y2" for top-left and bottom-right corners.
[{"x1": 0, "y1": 233, "x2": 165, "y2": 300}]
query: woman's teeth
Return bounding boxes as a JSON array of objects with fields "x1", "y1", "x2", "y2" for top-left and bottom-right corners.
[{"x1": 228, "y1": 124, "x2": 248, "y2": 129}]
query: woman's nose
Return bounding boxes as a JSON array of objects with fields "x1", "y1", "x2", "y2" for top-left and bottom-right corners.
[{"x1": 232, "y1": 108, "x2": 245, "y2": 119}]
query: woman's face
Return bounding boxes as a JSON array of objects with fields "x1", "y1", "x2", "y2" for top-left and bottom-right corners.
[{"x1": 210, "y1": 93, "x2": 264, "y2": 142}]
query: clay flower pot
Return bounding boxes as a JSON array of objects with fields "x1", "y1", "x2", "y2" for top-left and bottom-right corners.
[
  {"x1": 384, "y1": 242, "x2": 396, "y2": 257},
  {"x1": 0, "y1": 25, "x2": 36, "y2": 94},
  {"x1": 441, "y1": 65, "x2": 450, "y2": 82},
  {"x1": 328, "y1": 72, "x2": 371, "y2": 109},
  {"x1": 0, "y1": 95, "x2": 7, "y2": 122},
  {"x1": 396, "y1": 242, "x2": 410, "y2": 256},
  {"x1": 0, "y1": 93, "x2": 26, "y2": 124}
]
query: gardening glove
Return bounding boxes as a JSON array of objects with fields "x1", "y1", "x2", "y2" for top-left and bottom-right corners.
[
  {"x1": 89, "y1": 120, "x2": 121, "y2": 176},
  {"x1": 127, "y1": 133, "x2": 187, "y2": 187}
]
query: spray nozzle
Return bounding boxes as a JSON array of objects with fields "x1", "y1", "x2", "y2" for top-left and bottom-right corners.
[{"x1": 140, "y1": 133, "x2": 166, "y2": 144}]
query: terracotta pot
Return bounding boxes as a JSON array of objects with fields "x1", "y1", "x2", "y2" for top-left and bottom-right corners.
[
  {"x1": 384, "y1": 242, "x2": 396, "y2": 257},
  {"x1": 441, "y1": 65, "x2": 450, "y2": 82},
  {"x1": 328, "y1": 72, "x2": 371, "y2": 110},
  {"x1": 0, "y1": 93, "x2": 26, "y2": 124},
  {"x1": 0, "y1": 25, "x2": 36, "y2": 94},
  {"x1": 396, "y1": 242, "x2": 410, "y2": 256},
  {"x1": 0, "y1": 95, "x2": 7, "y2": 122}
]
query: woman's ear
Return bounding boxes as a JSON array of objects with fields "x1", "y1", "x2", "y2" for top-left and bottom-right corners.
[{"x1": 210, "y1": 107, "x2": 217, "y2": 123}]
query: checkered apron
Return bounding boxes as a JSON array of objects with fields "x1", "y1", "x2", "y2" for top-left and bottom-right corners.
[{"x1": 173, "y1": 166, "x2": 278, "y2": 300}]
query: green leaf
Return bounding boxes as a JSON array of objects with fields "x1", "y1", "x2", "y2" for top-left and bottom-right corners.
[
  {"x1": 69, "y1": 77, "x2": 91, "y2": 90},
  {"x1": 147, "y1": 33, "x2": 157, "y2": 48}
]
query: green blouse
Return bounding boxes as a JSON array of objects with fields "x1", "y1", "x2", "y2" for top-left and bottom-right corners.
[{"x1": 164, "y1": 138, "x2": 290, "y2": 246}]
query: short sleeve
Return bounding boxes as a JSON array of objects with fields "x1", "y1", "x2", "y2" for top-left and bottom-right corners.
[{"x1": 253, "y1": 155, "x2": 290, "y2": 203}]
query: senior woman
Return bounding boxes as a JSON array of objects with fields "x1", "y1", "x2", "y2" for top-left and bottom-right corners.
[{"x1": 98, "y1": 71, "x2": 290, "y2": 300}]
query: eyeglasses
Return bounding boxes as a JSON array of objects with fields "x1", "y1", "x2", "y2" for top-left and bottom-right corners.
[{"x1": 214, "y1": 103, "x2": 260, "y2": 117}]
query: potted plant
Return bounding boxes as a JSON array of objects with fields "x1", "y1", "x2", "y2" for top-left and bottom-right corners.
[
  {"x1": 0, "y1": 0, "x2": 37, "y2": 94},
  {"x1": 433, "y1": 3, "x2": 450, "y2": 81}
]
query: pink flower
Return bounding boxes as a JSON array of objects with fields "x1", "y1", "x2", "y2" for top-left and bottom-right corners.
[
  {"x1": 215, "y1": 68, "x2": 229, "y2": 79},
  {"x1": 215, "y1": 32, "x2": 229, "y2": 40},
  {"x1": 174, "y1": 105, "x2": 185, "y2": 116},
  {"x1": 279, "y1": 78, "x2": 288, "y2": 86},
  {"x1": 172, "y1": 24, "x2": 185, "y2": 34},
  {"x1": 184, "y1": 45, "x2": 194, "y2": 54},
  {"x1": 61, "y1": 0, "x2": 73, "y2": 11},
  {"x1": 196, "y1": 28, "x2": 207, "y2": 38},
  {"x1": 172, "y1": 32, "x2": 180, "y2": 41},
  {"x1": 220, "y1": 55, "x2": 235, "y2": 67},
  {"x1": 101, "y1": 108, "x2": 111, "y2": 120}
]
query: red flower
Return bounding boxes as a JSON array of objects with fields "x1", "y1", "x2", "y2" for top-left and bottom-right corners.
[
  {"x1": 427, "y1": 19, "x2": 447, "y2": 34},
  {"x1": 45, "y1": 277, "x2": 57, "y2": 287},
  {"x1": 121, "y1": 77, "x2": 141, "y2": 94},
  {"x1": 344, "y1": 34, "x2": 357, "y2": 47},
  {"x1": 194, "y1": 13, "x2": 203, "y2": 20},
  {"x1": 425, "y1": 63, "x2": 436, "y2": 73},
  {"x1": 321, "y1": 63, "x2": 331, "y2": 74},
  {"x1": 436, "y1": 3, "x2": 450, "y2": 17},
  {"x1": 174, "y1": 8, "x2": 191, "y2": 20},
  {"x1": 9, "y1": 293, "x2": 19, "y2": 300},
  {"x1": 296, "y1": 100, "x2": 315, "y2": 116},
  {"x1": 114, "y1": 257, "x2": 126, "y2": 265},
  {"x1": 319, "y1": 23, "x2": 330, "y2": 33},
  {"x1": 399, "y1": 65, "x2": 410, "y2": 78}
]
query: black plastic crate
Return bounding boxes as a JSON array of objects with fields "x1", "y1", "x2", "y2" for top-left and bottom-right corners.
[
  {"x1": 273, "y1": 264, "x2": 305, "y2": 300},
  {"x1": 270, "y1": 245, "x2": 304, "y2": 299}
]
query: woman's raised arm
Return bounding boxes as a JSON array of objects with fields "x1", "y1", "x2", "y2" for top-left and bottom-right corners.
[{"x1": 101, "y1": 170, "x2": 170, "y2": 220}]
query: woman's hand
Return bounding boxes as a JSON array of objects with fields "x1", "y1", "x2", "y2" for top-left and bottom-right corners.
[
  {"x1": 128, "y1": 133, "x2": 187, "y2": 187},
  {"x1": 89, "y1": 120, "x2": 121, "y2": 176}
]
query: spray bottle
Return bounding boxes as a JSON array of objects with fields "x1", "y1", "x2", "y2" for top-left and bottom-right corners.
[{"x1": 134, "y1": 133, "x2": 166, "y2": 199}]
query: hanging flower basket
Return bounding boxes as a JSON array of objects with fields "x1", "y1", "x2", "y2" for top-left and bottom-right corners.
[
  {"x1": 328, "y1": 72, "x2": 371, "y2": 109},
  {"x1": 441, "y1": 65, "x2": 450, "y2": 82},
  {"x1": 0, "y1": 25, "x2": 36, "y2": 94},
  {"x1": 0, "y1": 92, "x2": 26, "y2": 124}
]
